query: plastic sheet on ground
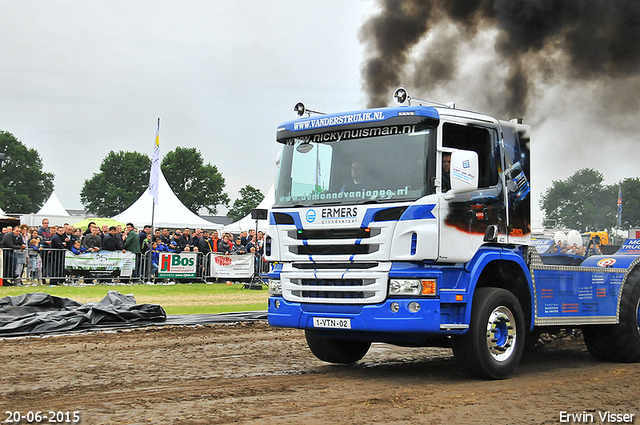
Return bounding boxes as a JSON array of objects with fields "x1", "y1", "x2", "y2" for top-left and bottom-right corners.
[
  {"x1": 0, "y1": 291, "x2": 166, "y2": 337},
  {"x1": 0, "y1": 291, "x2": 267, "y2": 338}
]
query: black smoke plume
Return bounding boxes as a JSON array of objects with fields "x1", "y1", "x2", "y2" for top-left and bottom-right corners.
[{"x1": 360, "y1": 0, "x2": 640, "y2": 116}]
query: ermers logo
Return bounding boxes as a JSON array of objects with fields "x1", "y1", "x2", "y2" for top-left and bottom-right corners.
[
  {"x1": 306, "y1": 209, "x2": 316, "y2": 223},
  {"x1": 321, "y1": 207, "x2": 358, "y2": 218},
  {"x1": 215, "y1": 255, "x2": 232, "y2": 266}
]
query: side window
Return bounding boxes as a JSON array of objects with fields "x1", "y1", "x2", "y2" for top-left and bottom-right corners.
[{"x1": 442, "y1": 122, "x2": 498, "y2": 188}]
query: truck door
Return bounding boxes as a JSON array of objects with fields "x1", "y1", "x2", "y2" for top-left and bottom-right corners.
[{"x1": 438, "y1": 120, "x2": 505, "y2": 263}]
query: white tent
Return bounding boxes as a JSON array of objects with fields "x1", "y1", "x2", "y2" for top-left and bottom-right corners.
[
  {"x1": 223, "y1": 185, "x2": 274, "y2": 234},
  {"x1": 112, "y1": 169, "x2": 222, "y2": 230},
  {"x1": 20, "y1": 191, "x2": 84, "y2": 227},
  {"x1": 37, "y1": 191, "x2": 71, "y2": 216}
]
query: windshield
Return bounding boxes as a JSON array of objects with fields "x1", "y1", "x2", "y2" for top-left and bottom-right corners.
[{"x1": 275, "y1": 128, "x2": 435, "y2": 207}]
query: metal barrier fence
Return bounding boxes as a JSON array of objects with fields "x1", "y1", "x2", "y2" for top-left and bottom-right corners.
[{"x1": 0, "y1": 248, "x2": 269, "y2": 286}]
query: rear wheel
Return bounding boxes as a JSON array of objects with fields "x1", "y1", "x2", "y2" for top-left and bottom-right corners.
[
  {"x1": 583, "y1": 268, "x2": 640, "y2": 362},
  {"x1": 305, "y1": 330, "x2": 371, "y2": 364},
  {"x1": 452, "y1": 287, "x2": 525, "y2": 379}
]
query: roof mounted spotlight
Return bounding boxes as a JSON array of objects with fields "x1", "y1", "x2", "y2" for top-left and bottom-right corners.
[
  {"x1": 294, "y1": 102, "x2": 325, "y2": 117},
  {"x1": 393, "y1": 87, "x2": 409, "y2": 104},
  {"x1": 392, "y1": 87, "x2": 453, "y2": 108}
]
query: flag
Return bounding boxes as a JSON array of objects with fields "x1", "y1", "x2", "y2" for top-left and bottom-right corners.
[
  {"x1": 148, "y1": 118, "x2": 160, "y2": 205},
  {"x1": 617, "y1": 183, "x2": 622, "y2": 227}
]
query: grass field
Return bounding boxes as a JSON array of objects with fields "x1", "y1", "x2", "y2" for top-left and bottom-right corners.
[{"x1": 0, "y1": 283, "x2": 270, "y2": 315}]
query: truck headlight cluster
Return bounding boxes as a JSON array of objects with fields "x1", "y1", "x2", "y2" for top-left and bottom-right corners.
[
  {"x1": 268, "y1": 279, "x2": 282, "y2": 295},
  {"x1": 388, "y1": 279, "x2": 437, "y2": 296}
]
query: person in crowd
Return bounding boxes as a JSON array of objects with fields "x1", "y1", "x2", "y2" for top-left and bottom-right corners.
[
  {"x1": 102, "y1": 226, "x2": 121, "y2": 251},
  {"x1": 50, "y1": 225, "x2": 66, "y2": 249},
  {"x1": 38, "y1": 218, "x2": 52, "y2": 247},
  {"x1": 82, "y1": 225, "x2": 102, "y2": 252},
  {"x1": 83, "y1": 222, "x2": 97, "y2": 237},
  {"x1": 210, "y1": 230, "x2": 221, "y2": 253},
  {"x1": 27, "y1": 238, "x2": 42, "y2": 282},
  {"x1": 115, "y1": 225, "x2": 124, "y2": 247},
  {"x1": 1, "y1": 226, "x2": 25, "y2": 281},
  {"x1": 180, "y1": 228, "x2": 191, "y2": 250},
  {"x1": 218, "y1": 233, "x2": 231, "y2": 255},
  {"x1": 246, "y1": 229, "x2": 256, "y2": 244},
  {"x1": 191, "y1": 228, "x2": 203, "y2": 249},
  {"x1": 63, "y1": 224, "x2": 76, "y2": 250},
  {"x1": 15, "y1": 224, "x2": 30, "y2": 277},
  {"x1": 256, "y1": 231, "x2": 265, "y2": 256},
  {"x1": 29, "y1": 228, "x2": 42, "y2": 246},
  {"x1": 71, "y1": 240, "x2": 89, "y2": 255},
  {"x1": 154, "y1": 229, "x2": 162, "y2": 243},
  {"x1": 123, "y1": 223, "x2": 142, "y2": 278},
  {"x1": 171, "y1": 232, "x2": 183, "y2": 252},
  {"x1": 100, "y1": 225, "x2": 109, "y2": 238},
  {"x1": 139, "y1": 225, "x2": 153, "y2": 252},
  {"x1": 149, "y1": 241, "x2": 160, "y2": 276},
  {"x1": 240, "y1": 230, "x2": 248, "y2": 246},
  {"x1": 160, "y1": 228, "x2": 171, "y2": 244},
  {"x1": 197, "y1": 230, "x2": 212, "y2": 255},
  {"x1": 73, "y1": 227, "x2": 83, "y2": 244},
  {"x1": 231, "y1": 237, "x2": 246, "y2": 255}
]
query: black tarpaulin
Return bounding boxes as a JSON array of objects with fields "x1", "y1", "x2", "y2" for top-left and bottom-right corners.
[{"x1": 0, "y1": 291, "x2": 166, "y2": 336}]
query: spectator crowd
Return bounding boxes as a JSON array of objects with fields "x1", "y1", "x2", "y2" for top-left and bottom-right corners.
[{"x1": 1, "y1": 218, "x2": 265, "y2": 285}]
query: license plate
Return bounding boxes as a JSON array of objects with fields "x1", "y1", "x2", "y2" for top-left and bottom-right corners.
[{"x1": 312, "y1": 317, "x2": 351, "y2": 329}]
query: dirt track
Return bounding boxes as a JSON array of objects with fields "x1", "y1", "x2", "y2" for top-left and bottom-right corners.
[{"x1": 1, "y1": 322, "x2": 639, "y2": 425}]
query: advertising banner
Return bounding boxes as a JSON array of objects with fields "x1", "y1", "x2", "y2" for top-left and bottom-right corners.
[
  {"x1": 211, "y1": 254, "x2": 254, "y2": 278},
  {"x1": 158, "y1": 252, "x2": 197, "y2": 278},
  {"x1": 615, "y1": 239, "x2": 640, "y2": 255},
  {"x1": 65, "y1": 251, "x2": 135, "y2": 277}
]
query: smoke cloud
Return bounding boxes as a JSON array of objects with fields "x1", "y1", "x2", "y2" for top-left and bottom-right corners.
[{"x1": 360, "y1": 0, "x2": 640, "y2": 117}]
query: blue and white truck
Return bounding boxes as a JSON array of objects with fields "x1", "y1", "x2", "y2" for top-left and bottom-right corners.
[{"x1": 265, "y1": 88, "x2": 640, "y2": 379}]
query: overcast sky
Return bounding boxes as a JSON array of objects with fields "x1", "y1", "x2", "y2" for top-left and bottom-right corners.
[{"x1": 2, "y1": 1, "x2": 638, "y2": 226}]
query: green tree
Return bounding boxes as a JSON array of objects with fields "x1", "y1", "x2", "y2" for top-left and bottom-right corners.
[
  {"x1": 80, "y1": 151, "x2": 150, "y2": 216},
  {"x1": 227, "y1": 185, "x2": 265, "y2": 222},
  {"x1": 540, "y1": 168, "x2": 616, "y2": 232},
  {"x1": 0, "y1": 131, "x2": 54, "y2": 213},
  {"x1": 618, "y1": 178, "x2": 640, "y2": 228},
  {"x1": 161, "y1": 147, "x2": 229, "y2": 214}
]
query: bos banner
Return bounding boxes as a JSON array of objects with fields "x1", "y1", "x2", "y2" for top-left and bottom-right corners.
[
  {"x1": 158, "y1": 252, "x2": 197, "y2": 278},
  {"x1": 65, "y1": 251, "x2": 135, "y2": 277},
  {"x1": 211, "y1": 254, "x2": 254, "y2": 278}
]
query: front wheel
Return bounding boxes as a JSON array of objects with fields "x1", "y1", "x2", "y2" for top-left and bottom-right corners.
[
  {"x1": 452, "y1": 287, "x2": 525, "y2": 379},
  {"x1": 305, "y1": 330, "x2": 371, "y2": 364}
]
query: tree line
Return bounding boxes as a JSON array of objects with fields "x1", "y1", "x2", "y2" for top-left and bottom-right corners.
[
  {"x1": 541, "y1": 168, "x2": 640, "y2": 232},
  {"x1": 0, "y1": 131, "x2": 262, "y2": 221}
]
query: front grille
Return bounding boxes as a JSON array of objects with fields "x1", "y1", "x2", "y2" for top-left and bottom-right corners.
[
  {"x1": 291, "y1": 244, "x2": 379, "y2": 255},
  {"x1": 292, "y1": 262, "x2": 379, "y2": 269},
  {"x1": 289, "y1": 278, "x2": 377, "y2": 300},
  {"x1": 288, "y1": 228, "x2": 381, "y2": 239}
]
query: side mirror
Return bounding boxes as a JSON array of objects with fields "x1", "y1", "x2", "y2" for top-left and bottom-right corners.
[{"x1": 443, "y1": 149, "x2": 479, "y2": 200}]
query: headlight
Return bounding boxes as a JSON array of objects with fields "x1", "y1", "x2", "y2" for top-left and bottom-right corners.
[
  {"x1": 268, "y1": 279, "x2": 282, "y2": 295},
  {"x1": 389, "y1": 279, "x2": 437, "y2": 296}
]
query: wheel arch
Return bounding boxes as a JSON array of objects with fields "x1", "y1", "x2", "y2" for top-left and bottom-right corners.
[{"x1": 465, "y1": 248, "x2": 534, "y2": 331}]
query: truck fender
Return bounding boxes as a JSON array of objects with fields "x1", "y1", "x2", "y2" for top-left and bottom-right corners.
[{"x1": 463, "y1": 247, "x2": 535, "y2": 332}]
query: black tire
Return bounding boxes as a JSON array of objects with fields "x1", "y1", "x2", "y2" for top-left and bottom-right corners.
[
  {"x1": 305, "y1": 330, "x2": 371, "y2": 364},
  {"x1": 583, "y1": 267, "x2": 640, "y2": 362},
  {"x1": 452, "y1": 287, "x2": 525, "y2": 379}
]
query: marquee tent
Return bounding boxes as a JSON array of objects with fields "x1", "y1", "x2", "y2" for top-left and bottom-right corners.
[
  {"x1": 37, "y1": 192, "x2": 70, "y2": 216},
  {"x1": 112, "y1": 170, "x2": 221, "y2": 230},
  {"x1": 223, "y1": 185, "x2": 274, "y2": 234},
  {"x1": 19, "y1": 191, "x2": 82, "y2": 227}
]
